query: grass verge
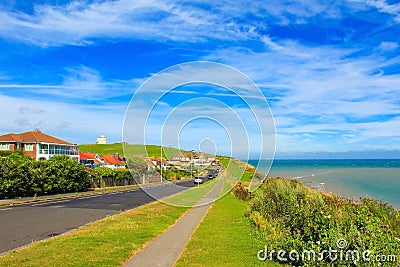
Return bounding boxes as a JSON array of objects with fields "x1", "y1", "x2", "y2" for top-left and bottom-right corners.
[
  {"x1": 175, "y1": 191, "x2": 281, "y2": 266},
  {"x1": 0, "y1": 201, "x2": 187, "y2": 267},
  {"x1": 0, "y1": 177, "x2": 221, "y2": 267}
]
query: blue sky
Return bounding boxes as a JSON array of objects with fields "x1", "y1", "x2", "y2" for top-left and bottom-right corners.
[{"x1": 0, "y1": 0, "x2": 399, "y2": 158}]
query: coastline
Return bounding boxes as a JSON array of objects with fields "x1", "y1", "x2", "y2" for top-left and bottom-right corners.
[{"x1": 249, "y1": 159, "x2": 400, "y2": 209}]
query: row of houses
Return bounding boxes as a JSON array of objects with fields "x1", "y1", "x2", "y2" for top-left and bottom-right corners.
[
  {"x1": 0, "y1": 130, "x2": 125, "y2": 169},
  {"x1": 148, "y1": 151, "x2": 217, "y2": 170},
  {"x1": 0, "y1": 130, "x2": 216, "y2": 170}
]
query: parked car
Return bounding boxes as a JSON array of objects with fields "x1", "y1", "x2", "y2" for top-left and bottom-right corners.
[{"x1": 194, "y1": 176, "x2": 204, "y2": 184}]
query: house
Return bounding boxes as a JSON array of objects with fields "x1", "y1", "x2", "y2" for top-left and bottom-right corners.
[
  {"x1": 150, "y1": 157, "x2": 169, "y2": 170},
  {"x1": 79, "y1": 151, "x2": 125, "y2": 170},
  {"x1": 102, "y1": 154, "x2": 126, "y2": 170},
  {"x1": 193, "y1": 152, "x2": 215, "y2": 166},
  {"x1": 168, "y1": 151, "x2": 191, "y2": 169},
  {"x1": 0, "y1": 130, "x2": 79, "y2": 161},
  {"x1": 79, "y1": 151, "x2": 102, "y2": 168}
]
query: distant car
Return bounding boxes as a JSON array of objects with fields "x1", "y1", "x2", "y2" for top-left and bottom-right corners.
[
  {"x1": 208, "y1": 174, "x2": 214, "y2": 179},
  {"x1": 194, "y1": 177, "x2": 204, "y2": 184}
]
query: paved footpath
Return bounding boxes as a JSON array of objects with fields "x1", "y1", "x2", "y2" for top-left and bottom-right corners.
[{"x1": 123, "y1": 176, "x2": 224, "y2": 267}]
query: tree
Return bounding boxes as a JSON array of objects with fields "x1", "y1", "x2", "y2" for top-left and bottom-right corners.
[
  {"x1": 127, "y1": 157, "x2": 148, "y2": 183},
  {"x1": 127, "y1": 157, "x2": 147, "y2": 175}
]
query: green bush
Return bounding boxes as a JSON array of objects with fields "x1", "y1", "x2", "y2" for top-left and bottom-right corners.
[
  {"x1": 41, "y1": 155, "x2": 91, "y2": 194},
  {"x1": 115, "y1": 169, "x2": 133, "y2": 181},
  {"x1": 0, "y1": 153, "x2": 91, "y2": 198},
  {"x1": 248, "y1": 178, "x2": 400, "y2": 266},
  {"x1": 155, "y1": 166, "x2": 192, "y2": 181},
  {"x1": 0, "y1": 154, "x2": 36, "y2": 198}
]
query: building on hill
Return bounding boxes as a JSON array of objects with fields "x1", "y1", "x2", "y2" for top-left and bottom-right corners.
[
  {"x1": 167, "y1": 151, "x2": 216, "y2": 169},
  {"x1": 0, "y1": 130, "x2": 79, "y2": 161},
  {"x1": 168, "y1": 151, "x2": 191, "y2": 169},
  {"x1": 96, "y1": 135, "x2": 107, "y2": 144}
]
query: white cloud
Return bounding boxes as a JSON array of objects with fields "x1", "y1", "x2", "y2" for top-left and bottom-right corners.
[
  {"x1": 349, "y1": 0, "x2": 400, "y2": 22},
  {"x1": 0, "y1": 93, "x2": 125, "y2": 144},
  {"x1": 0, "y1": 64, "x2": 139, "y2": 101},
  {"x1": 204, "y1": 37, "x2": 400, "y2": 153},
  {"x1": 0, "y1": 0, "x2": 347, "y2": 47},
  {"x1": 379, "y1": 41, "x2": 399, "y2": 51}
]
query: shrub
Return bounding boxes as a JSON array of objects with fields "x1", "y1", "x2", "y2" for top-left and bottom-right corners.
[
  {"x1": 248, "y1": 178, "x2": 400, "y2": 266},
  {"x1": 41, "y1": 155, "x2": 91, "y2": 194},
  {"x1": 0, "y1": 154, "x2": 91, "y2": 198},
  {"x1": 231, "y1": 182, "x2": 250, "y2": 201},
  {"x1": 0, "y1": 154, "x2": 36, "y2": 198}
]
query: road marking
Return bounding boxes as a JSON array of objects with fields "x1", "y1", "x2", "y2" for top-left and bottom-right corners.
[
  {"x1": 77, "y1": 195, "x2": 100, "y2": 200},
  {"x1": 32, "y1": 200, "x2": 70, "y2": 206},
  {"x1": 0, "y1": 208, "x2": 12, "y2": 211}
]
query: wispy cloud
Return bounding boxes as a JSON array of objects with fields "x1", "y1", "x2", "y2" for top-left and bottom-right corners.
[
  {"x1": 349, "y1": 0, "x2": 400, "y2": 22},
  {"x1": 205, "y1": 34, "x2": 400, "y2": 153},
  {"x1": 0, "y1": 64, "x2": 139, "y2": 102},
  {"x1": 0, "y1": 0, "x2": 348, "y2": 47},
  {"x1": 0, "y1": 93, "x2": 125, "y2": 144},
  {"x1": 0, "y1": 0, "x2": 399, "y2": 157}
]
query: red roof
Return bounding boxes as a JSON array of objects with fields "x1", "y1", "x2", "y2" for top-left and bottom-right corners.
[
  {"x1": 150, "y1": 157, "x2": 168, "y2": 164},
  {"x1": 0, "y1": 131, "x2": 74, "y2": 145},
  {"x1": 79, "y1": 151, "x2": 97, "y2": 160},
  {"x1": 102, "y1": 154, "x2": 125, "y2": 166}
]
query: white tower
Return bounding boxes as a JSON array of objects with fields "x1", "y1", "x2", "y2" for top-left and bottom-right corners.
[{"x1": 96, "y1": 135, "x2": 107, "y2": 144}]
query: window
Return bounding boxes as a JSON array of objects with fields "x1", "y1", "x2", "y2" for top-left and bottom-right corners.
[
  {"x1": 0, "y1": 143, "x2": 10, "y2": 150},
  {"x1": 39, "y1": 144, "x2": 49, "y2": 154},
  {"x1": 25, "y1": 143, "x2": 34, "y2": 151}
]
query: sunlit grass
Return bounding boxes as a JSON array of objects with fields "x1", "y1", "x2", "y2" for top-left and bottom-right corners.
[{"x1": 175, "y1": 192, "x2": 281, "y2": 266}]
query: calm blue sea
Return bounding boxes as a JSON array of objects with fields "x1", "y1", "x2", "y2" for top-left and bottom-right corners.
[{"x1": 248, "y1": 159, "x2": 400, "y2": 208}]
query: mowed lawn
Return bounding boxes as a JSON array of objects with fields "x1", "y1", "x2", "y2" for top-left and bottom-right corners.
[
  {"x1": 0, "y1": 202, "x2": 188, "y2": 267},
  {"x1": 0, "y1": 181, "x2": 216, "y2": 267},
  {"x1": 175, "y1": 192, "x2": 281, "y2": 267}
]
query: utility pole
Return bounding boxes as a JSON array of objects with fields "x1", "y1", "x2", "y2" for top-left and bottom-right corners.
[{"x1": 160, "y1": 159, "x2": 163, "y2": 183}]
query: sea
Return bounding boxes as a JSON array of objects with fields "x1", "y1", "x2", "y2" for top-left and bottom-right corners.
[{"x1": 248, "y1": 159, "x2": 400, "y2": 209}]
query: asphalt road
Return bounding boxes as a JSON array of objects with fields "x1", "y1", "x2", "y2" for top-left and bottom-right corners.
[{"x1": 0, "y1": 180, "x2": 195, "y2": 254}]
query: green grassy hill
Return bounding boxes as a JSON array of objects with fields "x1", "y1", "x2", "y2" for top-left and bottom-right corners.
[{"x1": 79, "y1": 143, "x2": 180, "y2": 158}]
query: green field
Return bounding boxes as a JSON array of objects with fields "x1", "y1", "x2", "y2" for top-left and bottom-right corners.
[{"x1": 79, "y1": 143, "x2": 179, "y2": 158}]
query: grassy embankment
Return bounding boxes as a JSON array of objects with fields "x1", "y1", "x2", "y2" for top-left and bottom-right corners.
[
  {"x1": 79, "y1": 143, "x2": 179, "y2": 158},
  {"x1": 175, "y1": 157, "x2": 280, "y2": 266},
  {"x1": 176, "y1": 159, "x2": 400, "y2": 266},
  {"x1": 176, "y1": 184, "x2": 281, "y2": 266},
  {"x1": 0, "y1": 178, "x2": 217, "y2": 267}
]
